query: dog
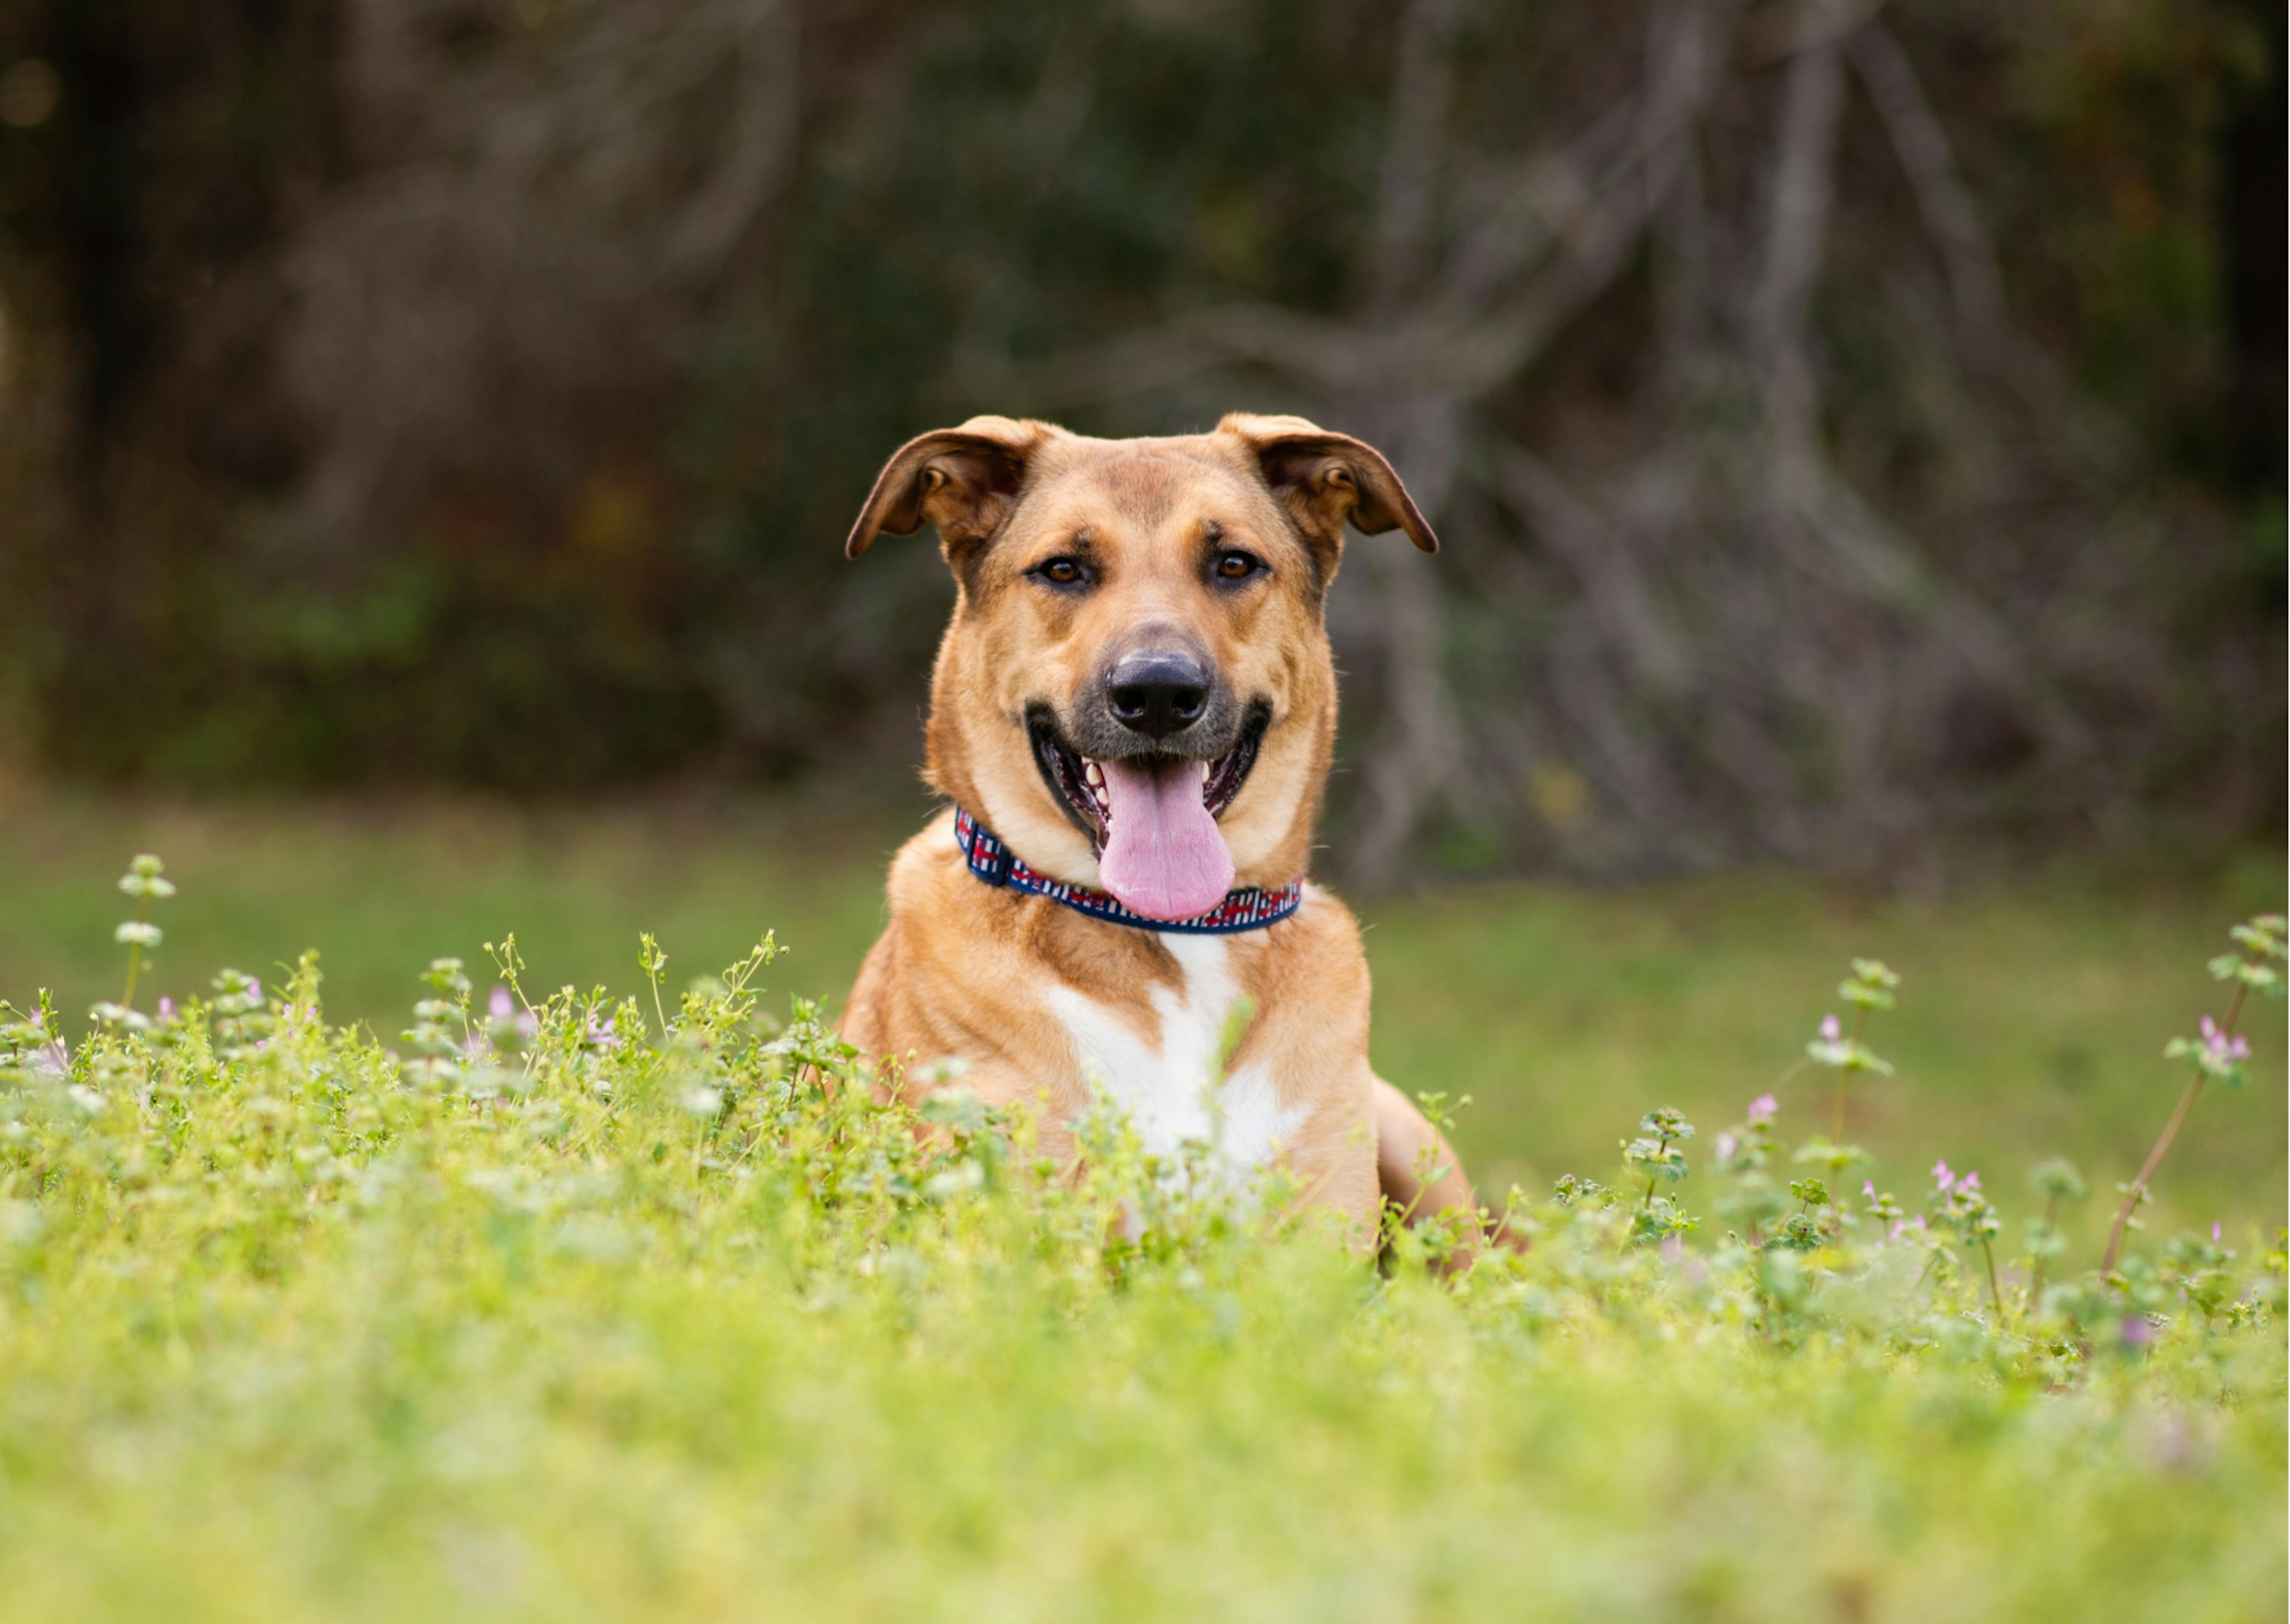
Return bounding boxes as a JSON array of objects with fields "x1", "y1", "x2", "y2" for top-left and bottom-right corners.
[{"x1": 840, "y1": 412, "x2": 1496, "y2": 1253}]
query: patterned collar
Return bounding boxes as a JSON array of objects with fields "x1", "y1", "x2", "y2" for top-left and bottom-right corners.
[{"x1": 952, "y1": 806, "x2": 1304, "y2": 935}]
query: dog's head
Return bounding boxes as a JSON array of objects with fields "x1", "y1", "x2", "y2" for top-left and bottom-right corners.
[{"x1": 845, "y1": 412, "x2": 1434, "y2": 921}]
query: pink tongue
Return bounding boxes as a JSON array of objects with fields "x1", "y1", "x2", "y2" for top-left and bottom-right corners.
[{"x1": 1096, "y1": 758, "x2": 1234, "y2": 921}]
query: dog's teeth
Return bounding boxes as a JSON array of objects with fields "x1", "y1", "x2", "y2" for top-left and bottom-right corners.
[
  {"x1": 1083, "y1": 760, "x2": 1103, "y2": 786},
  {"x1": 1196, "y1": 760, "x2": 1210, "y2": 780}
]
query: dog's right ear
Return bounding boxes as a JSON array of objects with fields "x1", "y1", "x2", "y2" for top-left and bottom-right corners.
[{"x1": 844, "y1": 417, "x2": 1052, "y2": 560}]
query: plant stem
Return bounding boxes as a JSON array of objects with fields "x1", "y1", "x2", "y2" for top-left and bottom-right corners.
[
  {"x1": 2023, "y1": 1194, "x2": 2059, "y2": 1313},
  {"x1": 1980, "y1": 1238, "x2": 2003, "y2": 1316},
  {"x1": 1834, "y1": 1007, "x2": 1865, "y2": 1140},
  {"x1": 121, "y1": 896, "x2": 149, "y2": 1011},
  {"x1": 1638, "y1": 1133, "x2": 1670, "y2": 1210},
  {"x1": 2099, "y1": 981, "x2": 2249, "y2": 1274}
]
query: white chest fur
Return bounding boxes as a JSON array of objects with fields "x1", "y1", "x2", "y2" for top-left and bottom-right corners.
[{"x1": 1041, "y1": 934, "x2": 1304, "y2": 1177}]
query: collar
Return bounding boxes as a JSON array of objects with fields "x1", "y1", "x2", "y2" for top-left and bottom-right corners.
[{"x1": 952, "y1": 806, "x2": 1304, "y2": 935}]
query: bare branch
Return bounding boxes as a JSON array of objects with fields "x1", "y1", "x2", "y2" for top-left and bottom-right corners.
[
  {"x1": 1847, "y1": 23, "x2": 2004, "y2": 338},
  {"x1": 1370, "y1": 0, "x2": 1472, "y2": 310},
  {"x1": 1486, "y1": 442, "x2": 1689, "y2": 696},
  {"x1": 1750, "y1": 0, "x2": 1852, "y2": 366}
]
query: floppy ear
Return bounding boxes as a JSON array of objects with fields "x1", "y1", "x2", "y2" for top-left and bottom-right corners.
[
  {"x1": 844, "y1": 416, "x2": 1053, "y2": 560},
  {"x1": 1219, "y1": 411, "x2": 1438, "y2": 557}
]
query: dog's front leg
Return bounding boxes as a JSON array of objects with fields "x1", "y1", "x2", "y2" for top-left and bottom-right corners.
[{"x1": 1371, "y1": 1077, "x2": 1520, "y2": 1265}]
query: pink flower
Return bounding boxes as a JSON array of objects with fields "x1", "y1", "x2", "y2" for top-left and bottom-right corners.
[
  {"x1": 1862, "y1": 1180, "x2": 1877, "y2": 1201},
  {"x1": 1715, "y1": 1131, "x2": 1739, "y2": 1160},
  {"x1": 1819, "y1": 1013, "x2": 1842, "y2": 1043},
  {"x1": 2200, "y1": 1016, "x2": 2250, "y2": 1064},
  {"x1": 1957, "y1": 1171, "x2": 1980, "y2": 1193},
  {"x1": 1748, "y1": 1094, "x2": 1778, "y2": 1124},
  {"x1": 2121, "y1": 1318, "x2": 2153, "y2": 1348},
  {"x1": 156, "y1": 996, "x2": 175, "y2": 1022},
  {"x1": 2212, "y1": 1222, "x2": 2222, "y2": 1244},
  {"x1": 21, "y1": 1012, "x2": 67, "y2": 1077},
  {"x1": 1931, "y1": 1160, "x2": 1954, "y2": 1192},
  {"x1": 490, "y1": 985, "x2": 515, "y2": 1021}
]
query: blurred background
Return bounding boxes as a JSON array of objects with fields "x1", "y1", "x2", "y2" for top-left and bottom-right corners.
[{"x1": 0, "y1": 1, "x2": 2282, "y2": 1236}]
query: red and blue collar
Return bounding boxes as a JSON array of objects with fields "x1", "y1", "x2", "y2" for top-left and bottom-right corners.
[{"x1": 953, "y1": 806, "x2": 1303, "y2": 935}]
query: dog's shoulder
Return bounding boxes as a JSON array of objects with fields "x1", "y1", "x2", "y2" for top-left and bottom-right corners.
[{"x1": 1239, "y1": 882, "x2": 1369, "y2": 988}]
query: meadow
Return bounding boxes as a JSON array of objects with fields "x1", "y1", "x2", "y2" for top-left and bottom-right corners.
[
  {"x1": 0, "y1": 790, "x2": 2283, "y2": 1621},
  {"x1": 3, "y1": 790, "x2": 2282, "y2": 1248}
]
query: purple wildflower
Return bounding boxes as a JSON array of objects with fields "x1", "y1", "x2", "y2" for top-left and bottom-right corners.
[
  {"x1": 1819, "y1": 1013, "x2": 1842, "y2": 1043},
  {"x1": 156, "y1": 996, "x2": 175, "y2": 1022},
  {"x1": 22, "y1": 1013, "x2": 67, "y2": 1077},
  {"x1": 1957, "y1": 1171, "x2": 1981, "y2": 1193},
  {"x1": 2199, "y1": 1016, "x2": 2250, "y2": 1064},
  {"x1": 1747, "y1": 1093, "x2": 1778, "y2": 1124},
  {"x1": 1715, "y1": 1131, "x2": 1739, "y2": 1160},
  {"x1": 2212, "y1": 1221, "x2": 2222, "y2": 1244},
  {"x1": 1931, "y1": 1159, "x2": 1953, "y2": 1192},
  {"x1": 2121, "y1": 1318, "x2": 2154, "y2": 1348},
  {"x1": 1862, "y1": 1179, "x2": 1877, "y2": 1201},
  {"x1": 489, "y1": 985, "x2": 515, "y2": 1021}
]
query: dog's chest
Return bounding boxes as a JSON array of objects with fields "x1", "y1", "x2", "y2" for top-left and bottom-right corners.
[{"x1": 1039, "y1": 934, "x2": 1304, "y2": 1174}]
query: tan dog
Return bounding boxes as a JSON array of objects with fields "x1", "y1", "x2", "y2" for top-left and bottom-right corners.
[{"x1": 840, "y1": 412, "x2": 1492, "y2": 1252}]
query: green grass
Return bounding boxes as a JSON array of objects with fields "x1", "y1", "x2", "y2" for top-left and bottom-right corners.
[
  {"x1": 4, "y1": 792, "x2": 2290, "y2": 1612},
  {"x1": 4, "y1": 791, "x2": 2280, "y2": 1258},
  {"x1": 0, "y1": 878, "x2": 2281, "y2": 1623}
]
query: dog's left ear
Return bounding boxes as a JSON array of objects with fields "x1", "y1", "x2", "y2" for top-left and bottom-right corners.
[
  {"x1": 844, "y1": 416, "x2": 1053, "y2": 560},
  {"x1": 1219, "y1": 412, "x2": 1438, "y2": 556}
]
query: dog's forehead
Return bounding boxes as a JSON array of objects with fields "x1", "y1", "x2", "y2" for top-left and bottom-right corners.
[{"x1": 1026, "y1": 435, "x2": 1273, "y2": 534}]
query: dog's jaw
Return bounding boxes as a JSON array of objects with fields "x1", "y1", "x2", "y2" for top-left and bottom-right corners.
[{"x1": 1026, "y1": 702, "x2": 1270, "y2": 856}]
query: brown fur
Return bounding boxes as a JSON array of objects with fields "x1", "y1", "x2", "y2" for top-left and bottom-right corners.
[{"x1": 841, "y1": 413, "x2": 1488, "y2": 1253}]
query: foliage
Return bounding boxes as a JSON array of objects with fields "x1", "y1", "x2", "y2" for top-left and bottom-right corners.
[
  {"x1": 0, "y1": 2, "x2": 2279, "y2": 874},
  {"x1": 0, "y1": 859, "x2": 2280, "y2": 1619}
]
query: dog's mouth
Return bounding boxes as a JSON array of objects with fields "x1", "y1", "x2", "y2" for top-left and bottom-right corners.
[
  {"x1": 1028, "y1": 702, "x2": 1268, "y2": 844},
  {"x1": 1026, "y1": 702, "x2": 1269, "y2": 921}
]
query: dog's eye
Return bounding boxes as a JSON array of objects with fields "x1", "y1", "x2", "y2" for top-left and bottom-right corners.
[
  {"x1": 1032, "y1": 557, "x2": 1089, "y2": 587},
  {"x1": 1214, "y1": 550, "x2": 1264, "y2": 582}
]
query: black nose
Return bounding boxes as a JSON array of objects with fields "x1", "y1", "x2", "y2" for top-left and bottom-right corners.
[{"x1": 1104, "y1": 649, "x2": 1212, "y2": 739}]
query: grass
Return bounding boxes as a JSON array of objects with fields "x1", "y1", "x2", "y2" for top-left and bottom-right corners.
[
  {"x1": 0, "y1": 825, "x2": 2282, "y2": 1623},
  {"x1": 2, "y1": 789, "x2": 2280, "y2": 1256}
]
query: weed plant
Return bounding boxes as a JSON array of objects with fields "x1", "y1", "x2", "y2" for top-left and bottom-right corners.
[{"x1": 0, "y1": 859, "x2": 2280, "y2": 1621}]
